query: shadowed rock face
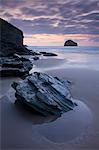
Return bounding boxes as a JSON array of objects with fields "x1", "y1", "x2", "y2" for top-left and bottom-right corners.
[
  {"x1": 12, "y1": 72, "x2": 77, "y2": 116},
  {"x1": 0, "y1": 18, "x2": 23, "y2": 46},
  {"x1": 64, "y1": 40, "x2": 78, "y2": 46},
  {"x1": 0, "y1": 18, "x2": 32, "y2": 56}
]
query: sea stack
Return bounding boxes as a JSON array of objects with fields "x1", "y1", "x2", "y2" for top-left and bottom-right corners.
[{"x1": 64, "y1": 40, "x2": 78, "y2": 46}]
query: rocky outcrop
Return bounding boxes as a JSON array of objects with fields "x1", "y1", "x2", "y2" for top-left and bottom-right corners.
[
  {"x1": 0, "y1": 18, "x2": 33, "y2": 56},
  {"x1": 64, "y1": 40, "x2": 78, "y2": 46},
  {"x1": 40, "y1": 52, "x2": 57, "y2": 56},
  {"x1": 12, "y1": 72, "x2": 77, "y2": 116},
  {"x1": 0, "y1": 54, "x2": 33, "y2": 77}
]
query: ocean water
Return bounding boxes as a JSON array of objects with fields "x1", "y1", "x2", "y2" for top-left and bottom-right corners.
[
  {"x1": 28, "y1": 46, "x2": 99, "y2": 54},
  {"x1": 28, "y1": 46, "x2": 99, "y2": 72}
]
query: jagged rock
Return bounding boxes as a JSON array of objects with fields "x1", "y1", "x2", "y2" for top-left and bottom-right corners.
[
  {"x1": 12, "y1": 72, "x2": 77, "y2": 116},
  {"x1": 64, "y1": 40, "x2": 78, "y2": 46},
  {"x1": 0, "y1": 55, "x2": 33, "y2": 77}
]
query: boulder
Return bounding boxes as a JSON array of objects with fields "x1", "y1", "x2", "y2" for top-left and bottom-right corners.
[
  {"x1": 64, "y1": 40, "x2": 78, "y2": 46},
  {"x1": 12, "y1": 72, "x2": 77, "y2": 116}
]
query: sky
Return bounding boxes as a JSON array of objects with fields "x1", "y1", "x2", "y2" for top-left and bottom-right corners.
[{"x1": 0, "y1": 0, "x2": 99, "y2": 46}]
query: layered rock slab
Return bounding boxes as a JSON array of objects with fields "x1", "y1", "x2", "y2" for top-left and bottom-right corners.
[
  {"x1": 0, "y1": 54, "x2": 33, "y2": 77},
  {"x1": 12, "y1": 72, "x2": 77, "y2": 116}
]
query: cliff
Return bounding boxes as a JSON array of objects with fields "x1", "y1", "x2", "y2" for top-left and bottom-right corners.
[
  {"x1": 0, "y1": 18, "x2": 31, "y2": 56},
  {"x1": 0, "y1": 18, "x2": 23, "y2": 46}
]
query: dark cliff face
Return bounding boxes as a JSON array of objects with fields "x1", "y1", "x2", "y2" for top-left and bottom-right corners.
[
  {"x1": 64, "y1": 40, "x2": 78, "y2": 46},
  {"x1": 0, "y1": 18, "x2": 23, "y2": 46},
  {"x1": 0, "y1": 18, "x2": 30, "y2": 56}
]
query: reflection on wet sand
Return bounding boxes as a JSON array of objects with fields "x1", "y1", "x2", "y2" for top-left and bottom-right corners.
[
  {"x1": 1, "y1": 92, "x2": 92, "y2": 149},
  {"x1": 0, "y1": 96, "x2": 58, "y2": 149}
]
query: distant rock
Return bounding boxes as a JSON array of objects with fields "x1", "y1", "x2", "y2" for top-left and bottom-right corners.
[
  {"x1": 12, "y1": 72, "x2": 77, "y2": 116},
  {"x1": 64, "y1": 40, "x2": 78, "y2": 46},
  {"x1": 40, "y1": 52, "x2": 57, "y2": 56},
  {"x1": 0, "y1": 54, "x2": 33, "y2": 77}
]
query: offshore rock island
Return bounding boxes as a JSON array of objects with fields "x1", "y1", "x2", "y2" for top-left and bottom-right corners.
[{"x1": 64, "y1": 40, "x2": 78, "y2": 46}]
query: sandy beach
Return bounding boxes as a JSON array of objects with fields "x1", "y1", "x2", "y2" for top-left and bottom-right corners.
[{"x1": 0, "y1": 52, "x2": 99, "y2": 150}]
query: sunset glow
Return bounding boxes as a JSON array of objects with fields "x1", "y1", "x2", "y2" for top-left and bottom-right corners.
[
  {"x1": 0, "y1": 0, "x2": 99, "y2": 46},
  {"x1": 24, "y1": 34, "x2": 99, "y2": 46}
]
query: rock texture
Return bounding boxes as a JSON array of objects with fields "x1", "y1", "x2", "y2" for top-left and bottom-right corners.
[
  {"x1": 64, "y1": 40, "x2": 78, "y2": 46},
  {"x1": 0, "y1": 54, "x2": 33, "y2": 77},
  {"x1": 12, "y1": 72, "x2": 77, "y2": 116},
  {"x1": 0, "y1": 18, "x2": 32, "y2": 56}
]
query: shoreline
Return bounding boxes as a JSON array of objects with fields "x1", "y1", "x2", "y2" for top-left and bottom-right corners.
[{"x1": 0, "y1": 51, "x2": 99, "y2": 149}]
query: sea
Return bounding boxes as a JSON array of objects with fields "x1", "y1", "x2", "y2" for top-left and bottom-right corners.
[
  {"x1": 28, "y1": 46, "x2": 99, "y2": 72},
  {"x1": 28, "y1": 46, "x2": 99, "y2": 54}
]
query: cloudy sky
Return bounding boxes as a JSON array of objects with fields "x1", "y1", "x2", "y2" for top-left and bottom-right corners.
[{"x1": 0, "y1": 0, "x2": 99, "y2": 46}]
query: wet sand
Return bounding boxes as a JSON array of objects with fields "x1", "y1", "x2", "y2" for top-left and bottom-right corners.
[
  {"x1": 30, "y1": 57, "x2": 66, "y2": 73},
  {"x1": 46, "y1": 68, "x2": 99, "y2": 149},
  {"x1": 0, "y1": 77, "x2": 19, "y2": 98},
  {"x1": 0, "y1": 53, "x2": 99, "y2": 150}
]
